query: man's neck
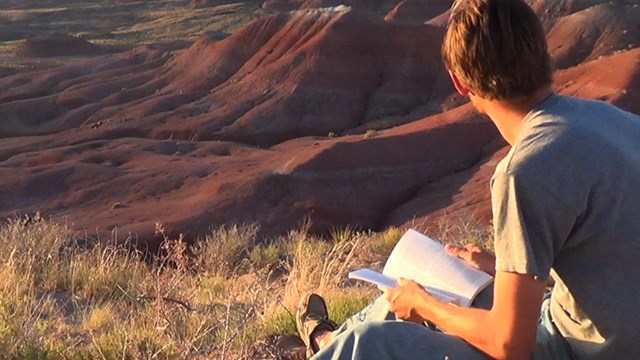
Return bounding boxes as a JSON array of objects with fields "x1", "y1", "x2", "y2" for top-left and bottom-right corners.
[{"x1": 479, "y1": 87, "x2": 554, "y2": 146}]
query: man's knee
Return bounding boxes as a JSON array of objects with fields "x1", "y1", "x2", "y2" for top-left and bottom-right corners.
[
  {"x1": 350, "y1": 320, "x2": 420, "y2": 343},
  {"x1": 312, "y1": 322, "x2": 395, "y2": 359},
  {"x1": 350, "y1": 321, "x2": 388, "y2": 340}
]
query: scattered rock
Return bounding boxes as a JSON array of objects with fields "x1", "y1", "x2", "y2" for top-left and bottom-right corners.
[
  {"x1": 112, "y1": 202, "x2": 129, "y2": 209},
  {"x1": 384, "y1": 0, "x2": 452, "y2": 24}
]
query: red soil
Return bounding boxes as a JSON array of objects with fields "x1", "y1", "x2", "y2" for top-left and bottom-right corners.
[
  {"x1": 0, "y1": 4, "x2": 638, "y2": 247},
  {"x1": 1, "y1": 9, "x2": 452, "y2": 145},
  {"x1": 545, "y1": 2, "x2": 640, "y2": 69}
]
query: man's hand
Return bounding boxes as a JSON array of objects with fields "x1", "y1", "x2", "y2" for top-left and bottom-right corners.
[
  {"x1": 384, "y1": 278, "x2": 431, "y2": 323},
  {"x1": 445, "y1": 243, "x2": 496, "y2": 276}
]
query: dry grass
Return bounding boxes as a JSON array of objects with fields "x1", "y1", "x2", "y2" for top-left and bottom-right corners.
[
  {"x1": 0, "y1": 219, "x2": 389, "y2": 359},
  {"x1": 0, "y1": 217, "x2": 487, "y2": 359}
]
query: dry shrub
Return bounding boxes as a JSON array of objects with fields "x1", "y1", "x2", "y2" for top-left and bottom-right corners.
[
  {"x1": 432, "y1": 217, "x2": 493, "y2": 250},
  {"x1": 281, "y1": 228, "x2": 361, "y2": 310},
  {"x1": 193, "y1": 224, "x2": 260, "y2": 276}
]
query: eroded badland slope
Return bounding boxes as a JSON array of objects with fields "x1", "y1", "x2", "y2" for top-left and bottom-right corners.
[{"x1": 0, "y1": 0, "x2": 638, "y2": 248}]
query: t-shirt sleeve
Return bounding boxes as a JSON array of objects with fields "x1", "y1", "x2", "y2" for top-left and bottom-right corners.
[{"x1": 491, "y1": 170, "x2": 577, "y2": 282}]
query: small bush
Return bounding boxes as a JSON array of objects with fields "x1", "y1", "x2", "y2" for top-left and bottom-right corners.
[
  {"x1": 82, "y1": 304, "x2": 116, "y2": 332},
  {"x1": 250, "y1": 243, "x2": 283, "y2": 270},
  {"x1": 330, "y1": 226, "x2": 356, "y2": 244},
  {"x1": 258, "y1": 309, "x2": 297, "y2": 338},
  {"x1": 328, "y1": 293, "x2": 376, "y2": 325},
  {"x1": 193, "y1": 224, "x2": 259, "y2": 276},
  {"x1": 364, "y1": 227, "x2": 403, "y2": 259},
  {"x1": 433, "y1": 218, "x2": 493, "y2": 250}
]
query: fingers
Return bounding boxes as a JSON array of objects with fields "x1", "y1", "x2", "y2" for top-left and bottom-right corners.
[
  {"x1": 446, "y1": 243, "x2": 485, "y2": 260},
  {"x1": 384, "y1": 286, "x2": 398, "y2": 303},
  {"x1": 385, "y1": 278, "x2": 411, "y2": 307},
  {"x1": 464, "y1": 243, "x2": 484, "y2": 253},
  {"x1": 385, "y1": 292, "x2": 393, "y2": 304},
  {"x1": 385, "y1": 284, "x2": 408, "y2": 317},
  {"x1": 446, "y1": 243, "x2": 482, "y2": 252},
  {"x1": 385, "y1": 288, "x2": 400, "y2": 314},
  {"x1": 385, "y1": 278, "x2": 413, "y2": 305},
  {"x1": 397, "y1": 278, "x2": 423, "y2": 291},
  {"x1": 446, "y1": 243, "x2": 473, "y2": 262},
  {"x1": 444, "y1": 243, "x2": 462, "y2": 256}
]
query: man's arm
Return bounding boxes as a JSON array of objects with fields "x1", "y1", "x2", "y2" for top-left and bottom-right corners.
[{"x1": 386, "y1": 271, "x2": 545, "y2": 360}]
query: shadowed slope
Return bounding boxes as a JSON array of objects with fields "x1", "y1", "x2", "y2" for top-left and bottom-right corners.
[
  {"x1": 385, "y1": 48, "x2": 640, "y2": 232},
  {"x1": 13, "y1": 33, "x2": 106, "y2": 58},
  {"x1": 0, "y1": 107, "x2": 497, "y2": 248}
]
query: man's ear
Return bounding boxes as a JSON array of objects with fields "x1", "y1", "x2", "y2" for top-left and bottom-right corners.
[{"x1": 448, "y1": 70, "x2": 470, "y2": 96}]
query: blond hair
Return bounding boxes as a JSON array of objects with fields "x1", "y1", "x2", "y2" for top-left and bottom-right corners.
[{"x1": 442, "y1": 0, "x2": 553, "y2": 100}]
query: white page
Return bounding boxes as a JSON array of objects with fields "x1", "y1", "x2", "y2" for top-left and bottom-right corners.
[
  {"x1": 348, "y1": 268, "x2": 398, "y2": 289},
  {"x1": 348, "y1": 268, "x2": 458, "y2": 304},
  {"x1": 381, "y1": 229, "x2": 493, "y2": 307}
]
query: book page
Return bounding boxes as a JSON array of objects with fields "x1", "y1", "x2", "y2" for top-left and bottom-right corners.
[
  {"x1": 348, "y1": 268, "x2": 398, "y2": 289},
  {"x1": 348, "y1": 269, "x2": 458, "y2": 304},
  {"x1": 381, "y1": 229, "x2": 493, "y2": 307}
]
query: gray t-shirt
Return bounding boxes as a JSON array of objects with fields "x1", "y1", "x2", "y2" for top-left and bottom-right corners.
[{"x1": 491, "y1": 94, "x2": 640, "y2": 360}]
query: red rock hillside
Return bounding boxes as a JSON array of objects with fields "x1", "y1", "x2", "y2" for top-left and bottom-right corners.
[{"x1": 0, "y1": 1, "x2": 638, "y2": 248}]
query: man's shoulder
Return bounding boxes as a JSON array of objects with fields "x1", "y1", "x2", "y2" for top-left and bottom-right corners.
[
  {"x1": 505, "y1": 95, "x2": 628, "y2": 176},
  {"x1": 494, "y1": 95, "x2": 640, "y2": 212}
]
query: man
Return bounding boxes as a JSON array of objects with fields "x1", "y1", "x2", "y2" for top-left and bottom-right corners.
[{"x1": 295, "y1": 0, "x2": 640, "y2": 359}]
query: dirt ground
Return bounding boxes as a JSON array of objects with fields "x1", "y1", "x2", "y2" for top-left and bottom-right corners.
[{"x1": 0, "y1": 0, "x2": 265, "y2": 70}]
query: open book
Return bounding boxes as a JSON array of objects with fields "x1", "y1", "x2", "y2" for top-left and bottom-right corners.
[{"x1": 348, "y1": 229, "x2": 493, "y2": 307}]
